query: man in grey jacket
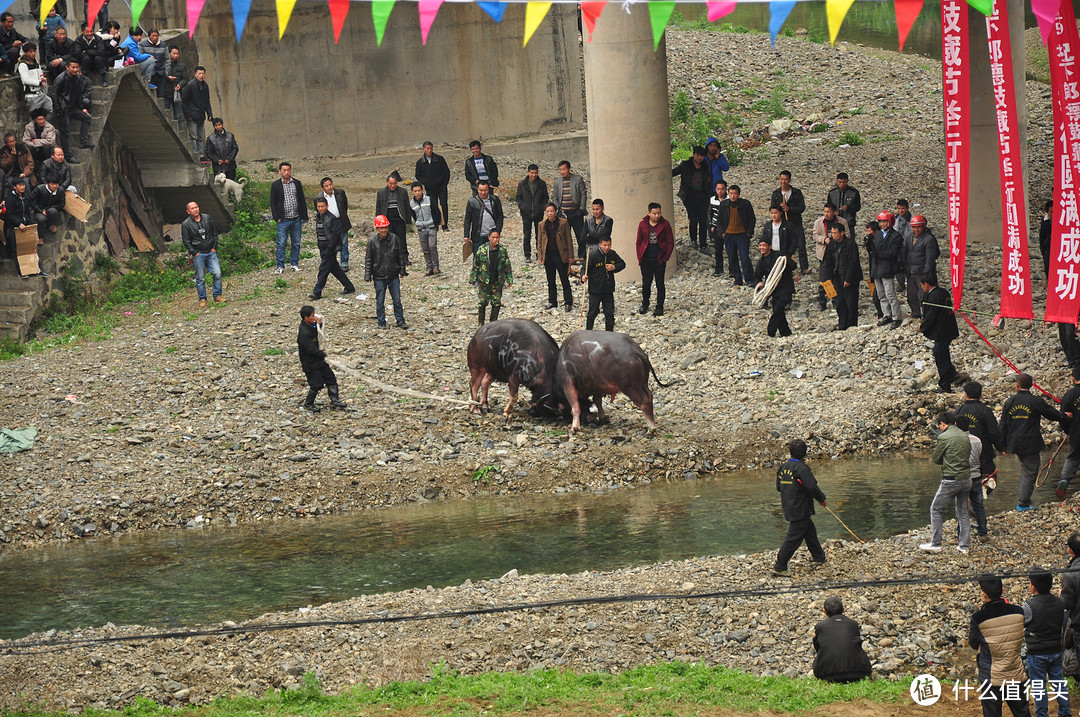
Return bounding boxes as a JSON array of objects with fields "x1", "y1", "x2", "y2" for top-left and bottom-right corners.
[
  {"x1": 553, "y1": 160, "x2": 588, "y2": 258},
  {"x1": 181, "y1": 201, "x2": 224, "y2": 307}
]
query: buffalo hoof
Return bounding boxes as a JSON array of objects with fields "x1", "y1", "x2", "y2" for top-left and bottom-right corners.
[{"x1": 569, "y1": 424, "x2": 581, "y2": 434}]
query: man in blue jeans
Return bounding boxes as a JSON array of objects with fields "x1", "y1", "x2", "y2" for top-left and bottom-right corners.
[
  {"x1": 180, "y1": 201, "x2": 225, "y2": 307},
  {"x1": 269, "y1": 161, "x2": 307, "y2": 273},
  {"x1": 365, "y1": 215, "x2": 408, "y2": 329},
  {"x1": 1024, "y1": 570, "x2": 1070, "y2": 717}
]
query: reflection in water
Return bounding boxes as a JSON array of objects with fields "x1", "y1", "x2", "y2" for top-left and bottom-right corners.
[{"x1": 0, "y1": 456, "x2": 1028, "y2": 639}]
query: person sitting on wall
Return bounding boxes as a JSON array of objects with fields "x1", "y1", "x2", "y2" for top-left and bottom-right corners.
[
  {"x1": 23, "y1": 108, "x2": 57, "y2": 166},
  {"x1": 0, "y1": 131, "x2": 36, "y2": 193},
  {"x1": 2, "y1": 175, "x2": 34, "y2": 269},
  {"x1": 37, "y1": 146, "x2": 74, "y2": 189},
  {"x1": 45, "y1": 26, "x2": 76, "y2": 83},
  {"x1": 30, "y1": 176, "x2": 65, "y2": 236},
  {"x1": 74, "y1": 22, "x2": 107, "y2": 86}
]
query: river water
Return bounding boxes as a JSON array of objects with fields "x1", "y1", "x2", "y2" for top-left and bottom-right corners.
[{"x1": 0, "y1": 454, "x2": 1037, "y2": 640}]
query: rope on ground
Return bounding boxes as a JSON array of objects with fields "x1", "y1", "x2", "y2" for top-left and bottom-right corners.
[
  {"x1": 4, "y1": 566, "x2": 1077, "y2": 655},
  {"x1": 326, "y1": 357, "x2": 479, "y2": 407}
]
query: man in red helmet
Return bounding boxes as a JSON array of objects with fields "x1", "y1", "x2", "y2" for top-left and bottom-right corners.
[
  {"x1": 869, "y1": 211, "x2": 904, "y2": 329},
  {"x1": 365, "y1": 214, "x2": 408, "y2": 329},
  {"x1": 904, "y1": 215, "x2": 939, "y2": 320}
]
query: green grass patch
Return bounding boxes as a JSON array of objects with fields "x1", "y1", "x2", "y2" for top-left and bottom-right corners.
[
  {"x1": 8, "y1": 664, "x2": 911, "y2": 717},
  {"x1": 669, "y1": 89, "x2": 745, "y2": 165},
  {"x1": 274, "y1": 278, "x2": 288, "y2": 290},
  {"x1": 165, "y1": 346, "x2": 178, "y2": 354},
  {"x1": 834, "y1": 132, "x2": 865, "y2": 147},
  {"x1": 263, "y1": 347, "x2": 284, "y2": 356}
]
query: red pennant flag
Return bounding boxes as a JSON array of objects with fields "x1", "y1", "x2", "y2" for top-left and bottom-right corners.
[
  {"x1": 894, "y1": 0, "x2": 923, "y2": 51},
  {"x1": 329, "y1": 0, "x2": 350, "y2": 42},
  {"x1": 580, "y1": 1, "x2": 606, "y2": 42},
  {"x1": 87, "y1": 0, "x2": 107, "y2": 30}
]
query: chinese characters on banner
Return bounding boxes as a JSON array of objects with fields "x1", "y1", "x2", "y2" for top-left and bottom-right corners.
[
  {"x1": 1046, "y1": 0, "x2": 1080, "y2": 324},
  {"x1": 986, "y1": 0, "x2": 1032, "y2": 319},
  {"x1": 942, "y1": 0, "x2": 969, "y2": 310}
]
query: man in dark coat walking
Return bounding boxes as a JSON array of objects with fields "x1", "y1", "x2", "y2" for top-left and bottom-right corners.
[
  {"x1": 774, "y1": 438, "x2": 827, "y2": 576},
  {"x1": 813, "y1": 596, "x2": 872, "y2": 683},
  {"x1": 415, "y1": 141, "x2": 450, "y2": 231},
  {"x1": 918, "y1": 274, "x2": 959, "y2": 393},
  {"x1": 297, "y1": 306, "x2": 346, "y2": 412},
  {"x1": 308, "y1": 197, "x2": 355, "y2": 300}
]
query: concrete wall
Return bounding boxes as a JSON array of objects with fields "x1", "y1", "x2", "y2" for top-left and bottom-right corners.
[{"x1": 133, "y1": 0, "x2": 584, "y2": 160}]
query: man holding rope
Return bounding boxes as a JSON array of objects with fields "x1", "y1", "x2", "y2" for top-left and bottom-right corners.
[
  {"x1": 1001, "y1": 373, "x2": 1064, "y2": 511},
  {"x1": 773, "y1": 438, "x2": 827, "y2": 577},
  {"x1": 921, "y1": 411, "x2": 971, "y2": 554}
]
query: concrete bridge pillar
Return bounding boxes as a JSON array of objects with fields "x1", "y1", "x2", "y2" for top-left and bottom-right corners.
[{"x1": 583, "y1": 8, "x2": 676, "y2": 282}]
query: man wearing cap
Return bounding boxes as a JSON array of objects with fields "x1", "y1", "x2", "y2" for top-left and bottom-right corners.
[
  {"x1": 1001, "y1": 373, "x2": 1064, "y2": 511},
  {"x1": 904, "y1": 215, "x2": 938, "y2": 319},
  {"x1": 672, "y1": 146, "x2": 712, "y2": 254},
  {"x1": 921, "y1": 411, "x2": 972, "y2": 554},
  {"x1": 365, "y1": 214, "x2": 408, "y2": 329}
]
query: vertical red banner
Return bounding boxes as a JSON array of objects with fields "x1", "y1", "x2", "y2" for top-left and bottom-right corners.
[
  {"x1": 941, "y1": 0, "x2": 969, "y2": 310},
  {"x1": 1046, "y1": 1, "x2": 1080, "y2": 324},
  {"x1": 986, "y1": 0, "x2": 1033, "y2": 319}
]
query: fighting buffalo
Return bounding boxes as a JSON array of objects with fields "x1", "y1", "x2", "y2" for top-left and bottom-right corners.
[{"x1": 467, "y1": 319, "x2": 562, "y2": 422}]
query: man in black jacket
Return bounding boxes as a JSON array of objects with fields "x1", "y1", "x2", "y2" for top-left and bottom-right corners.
[
  {"x1": 826, "y1": 172, "x2": 861, "y2": 239},
  {"x1": 37, "y1": 146, "x2": 72, "y2": 188},
  {"x1": 514, "y1": 164, "x2": 548, "y2": 263},
  {"x1": 757, "y1": 206, "x2": 796, "y2": 261},
  {"x1": 269, "y1": 161, "x2": 307, "y2": 273},
  {"x1": 672, "y1": 146, "x2": 712, "y2": 253},
  {"x1": 583, "y1": 236, "x2": 625, "y2": 331},
  {"x1": 203, "y1": 118, "x2": 238, "y2": 181},
  {"x1": 813, "y1": 596, "x2": 872, "y2": 683},
  {"x1": 318, "y1": 177, "x2": 351, "y2": 271},
  {"x1": 1023, "y1": 570, "x2": 1070, "y2": 717},
  {"x1": 464, "y1": 140, "x2": 498, "y2": 195},
  {"x1": 905, "y1": 215, "x2": 939, "y2": 319},
  {"x1": 30, "y1": 177, "x2": 65, "y2": 236},
  {"x1": 297, "y1": 305, "x2": 346, "y2": 412},
  {"x1": 50, "y1": 59, "x2": 93, "y2": 158},
  {"x1": 464, "y1": 180, "x2": 504, "y2": 259},
  {"x1": 365, "y1": 214, "x2": 408, "y2": 329},
  {"x1": 375, "y1": 173, "x2": 412, "y2": 267},
  {"x1": 181, "y1": 65, "x2": 212, "y2": 156},
  {"x1": 74, "y1": 23, "x2": 107, "y2": 86},
  {"x1": 774, "y1": 438, "x2": 827, "y2": 576},
  {"x1": 754, "y1": 238, "x2": 795, "y2": 338},
  {"x1": 308, "y1": 197, "x2": 354, "y2": 301},
  {"x1": 1058, "y1": 368, "x2": 1080, "y2": 500},
  {"x1": 717, "y1": 184, "x2": 756, "y2": 287},
  {"x1": 918, "y1": 274, "x2": 959, "y2": 393},
  {"x1": 1059, "y1": 533, "x2": 1080, "y2": 668},
  {"x1": 415, "y1": 141, "x2": 450, "y2": 231},
  {"x1": 870, "y1": 213, "x2": 905, "y2": 329},
  {"x1": 831, "y1": 223, "x2": 862, "y2": 330},
  {"x1": 4, "y1": 177, "x2": 41, "y2": 274},
  {"x1": 956, "y1": 381, "x2": 1004, "y2": 541},
  {"x1": 180, "y1": 201, "x2": 224, "y2": 307},
  {"x1": 1001, "y1": 372, "x2": 1064, "y2": 511},
  {"x1": 770, "y1": 170, "x2": 808, "y2": 272}
]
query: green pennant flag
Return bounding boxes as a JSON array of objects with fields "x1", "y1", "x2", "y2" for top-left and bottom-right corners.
[
  {"x1": 130, "y1": 0, "x2": 150, "y2": 29},
  {"x1": 965, "y1": 0, "x2": 992, "y2": 14},
  {"x1": 647, "y1": 0, "x2": 675, "y2": 50},
  {"x1": 373, "y1": 0, "x2": 395, "y2": 45}
]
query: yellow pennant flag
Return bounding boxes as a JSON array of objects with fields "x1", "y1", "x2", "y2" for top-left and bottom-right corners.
[
  {"x1": 523, "y1": 1, "x2": 551, "y2": 47},
  {"x1": 38, "y1": 0, "x2": 58, "y2": 25},
  {"x1": 825, "y1": 0, "x2": 856, "y2": 44},
  {"x1": 276, "y1": 0, "x2": 298, "y2": 38}
]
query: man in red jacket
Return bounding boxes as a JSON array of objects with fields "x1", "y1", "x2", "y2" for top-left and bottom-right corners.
[{"x1": 635, "y1": 202, "x2": 674, "y2": 317}]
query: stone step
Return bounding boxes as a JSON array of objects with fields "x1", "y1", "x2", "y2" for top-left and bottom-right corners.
[
  {"x1": 0, "y1": 322, "x2": 27, "y2": 341},
  {"x1": 0, "y1": 303, "x2": 37, "y2": 324},
  {"x1": 0, "y1": 289, "x2": 39, "y2": 307}
]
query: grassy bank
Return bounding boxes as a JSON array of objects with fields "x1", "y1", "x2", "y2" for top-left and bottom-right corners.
[
  {"x1": 4, "y1": 663, "x2": 909, "y2": 717},
  {"x1": 0, "y1": 175, "x2": 274, "y2": 361}
]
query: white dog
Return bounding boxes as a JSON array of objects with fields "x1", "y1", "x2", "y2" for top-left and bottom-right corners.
[{"x1": 214, "y1": 173, "x2": 247, "y2": 203}]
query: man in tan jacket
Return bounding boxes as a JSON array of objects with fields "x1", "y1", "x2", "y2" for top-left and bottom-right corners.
[{"x1": 969, "y1": 575, "x2": 1030, "y2": 717}]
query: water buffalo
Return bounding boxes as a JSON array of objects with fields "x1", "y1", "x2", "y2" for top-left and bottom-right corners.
[
  {"x1": 467, "y1": 319, "x2": 562, "y2": 422},
  {"x1": 554, "y1": 331, "x2": 672, "y2": 432}
]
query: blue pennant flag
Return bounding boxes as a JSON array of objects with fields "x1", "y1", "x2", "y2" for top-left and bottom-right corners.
[
  {"x1": 768, "y1": 0, "x2": 797, "y2": 46},
  {"x1": 231, "y1": 0, "x2": 252, "y2": 40},
  {"x1": 477, "y1": 0, "x2": 507, "y2": 22}
]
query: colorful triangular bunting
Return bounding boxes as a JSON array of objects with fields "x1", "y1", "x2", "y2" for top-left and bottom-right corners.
[
  {"x1": 276, "y1": 0, "x2": 297, "y2": 38},
  {"x1": 418, "y1": 0, "x2": 443, "y2": 44},
  {"x1": 580, "y1": 0, "x2": 606, "y2": 41},
  {"x1": 477, "y1": 1, "x2": 507, "y2": 23},
  {"x1": 371, "y1": 0, "x2": 395, "y2": 44},
  {"x1": 647, "y1": 0, "x2": 675, "y2": 50},
  {"x1": 768, "y1": 0, "x2": 797, "y2": 46},
  {"x1": 1030, "y1": 0, "x2": 1057, "y2": 44},
  {"x1": 965, "y1": 0, "x2": 992, "y2": 15},
  {"x1": 231, "y1": 0, "x2": 252, "y2": 41},
  {"x1": 706, "y1": 0, "x2": 736, "y2": 23},
  {"x1": 523, "y1": 2, "x2": 551, "y2": 47},
  {"x1": 825, "y1": 0, "x2": 855, "y2": 44},
  {"x1": 187, "y1": 0, "x2": 206, "y2": 36},
  {"x1": 328, "y1": 0, "x2": 350, "y2": 43},
  {"x1": 130, "y1": 0, "x2": 150, "y2": 29},
  {"x1": 87, "y1": 0, "x2": 106, "y2": 30},
  {"x1": 38, "y1": 0, "x2": 57, "y2": 24},
  {"x1": 894, "y1": 0, "x2": 923, "y2": 50}
]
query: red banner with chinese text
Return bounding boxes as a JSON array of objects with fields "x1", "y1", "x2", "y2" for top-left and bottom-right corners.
[
  {"x1": 986, "y1": 0, "x2": 1032, "y2": 319},
  {"x1": 1046, "y1": 1, "x2": 1080, "y2": 324},
  {"x1": 942, "y1": 0, "x2": 969, "y2": 310}
]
